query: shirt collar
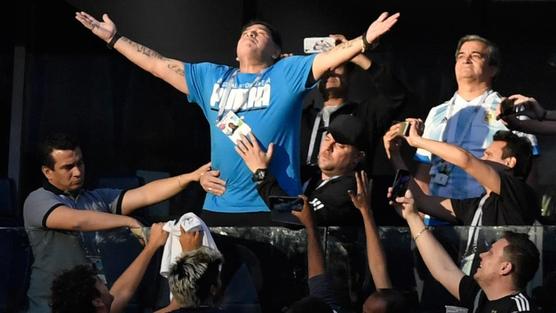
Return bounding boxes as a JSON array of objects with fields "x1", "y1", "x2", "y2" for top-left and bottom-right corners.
[{"x1": 42, "y1": 180, "x2": 81, "y2": 198}]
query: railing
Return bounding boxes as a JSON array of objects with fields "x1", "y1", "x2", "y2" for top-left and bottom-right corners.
[{"x1": 1, "y1": 226, "x2": 554, "y2": 313}]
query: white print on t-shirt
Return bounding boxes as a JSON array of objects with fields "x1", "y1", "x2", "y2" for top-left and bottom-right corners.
[
  {"x1": 310, "y1": 198, "x2": 324, "y2": 211},
  {"x1": 209, "y1": 78, "x2": 271, "y2": 112}
]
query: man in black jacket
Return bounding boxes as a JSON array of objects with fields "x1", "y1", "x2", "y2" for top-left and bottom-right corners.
[{"x1": 236, "y1": 114, "x2": 366, "y2": 225}]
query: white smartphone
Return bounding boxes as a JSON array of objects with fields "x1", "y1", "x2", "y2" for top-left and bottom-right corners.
[{"x1": 303, "y1": 37, "x2": 336, "y2": 54}]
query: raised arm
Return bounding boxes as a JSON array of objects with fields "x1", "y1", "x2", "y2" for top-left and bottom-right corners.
[
  {"x1": 312, "y1": 12, "x2": 399, "y2": 80},
  {"x1": 121, "y1": 162, "x2": 210, "y2": 215},
  {"x1": 404, "y1": 121, "x2": 502, "y2": 195},
  {"x1": 499, "y1": 94, "x2": 556, "y2": 135},
  {"x1": 292, "y1": 196, "x2": 325, "y2": 278},
  {"x1": 110, "y1": 223, "x2": 169, "y2": 313},
  {"x1": 75, "y1": 12, "x2": 189, "y2": 94},
  {"x1": 46, "y1": 206, "x2": 142, "y2": 231},
  {"x1": 391, "y1": 190, "x2": 464, "y2": 299},
  {"x1": 348, "y1": 171, "x2": 391, "y2": 289},
  {"x1": 383, "y1": 124, "x2": 456, "y2": 221}
]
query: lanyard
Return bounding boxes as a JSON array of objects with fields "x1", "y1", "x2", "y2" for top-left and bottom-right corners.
[
  {"x1": 465, "y1": 193, "x2": 489, "y2": 253},
  {"x1": 441, "y1": 90, "x2": 493, "y2": 147},
  {"x1": 215, "y1": 68, "x2": 268, "y2": 122}
]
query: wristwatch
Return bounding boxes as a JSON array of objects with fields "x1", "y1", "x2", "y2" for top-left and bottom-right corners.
[{"x1": 252, "y1": 168, "x2": 267, "y2": 183}]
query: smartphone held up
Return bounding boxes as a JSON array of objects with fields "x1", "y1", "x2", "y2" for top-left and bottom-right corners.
[
  {"x1": 389, "y1": 169, "x2": 411, "y2": 203},
  {"x1": 303, "y1": 37, "x2": 336, "y2": 54}
]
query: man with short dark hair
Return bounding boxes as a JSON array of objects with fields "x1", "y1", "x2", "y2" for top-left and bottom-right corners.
[
  {"x1": 391, "y1": 189, "x2": 539, "y2": 313},
  {"x1": 24, "y1": 133, "x2": 210, "y2": 312},
  {"x1": 384, "y1": 123, "x2": 538, "y2": 227},
  {"x1": 50, "y1": 223, "x2": 168, "y2": 313},
  {"x1": 385, "y1": 121, "x2": 539, "y2": 279}
]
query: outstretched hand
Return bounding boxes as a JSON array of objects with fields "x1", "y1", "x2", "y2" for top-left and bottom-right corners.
[
  {"x1": 75, "y1": 12, "x2": 117, "y2": 43},
  {"x1": 190, "y1": 162, "x2": 212, "y2": 182},
  {"x1": 200, "y1": 169, "x2": 226, "y2": 196},
  {"x1": 348, "y1": 170, "x2": 371, "y2": 215},
  {"x1": 235, "y1": 132, "x2": 274, "y2": 173},
  {"x1": 383, "y1": 124, "x2": 404, "y2": 159},
  {"x1": 365, "y1": 12, "x2": 400, "y2": 44}
]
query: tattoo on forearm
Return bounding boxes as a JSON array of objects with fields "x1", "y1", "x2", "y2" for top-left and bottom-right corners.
[
  {"x1": 121, "y1": 37, "x2": 164, "y2": 59},
  {"x1": 168, "y1": 63, "x2": 184, "y2": 76},
  {"x1": 338, "y1": 40, "x2": 354, "y2": 50}
]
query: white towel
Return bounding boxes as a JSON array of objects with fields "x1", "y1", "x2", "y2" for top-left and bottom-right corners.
[{"x1": 160, "y1": 212, "x2": 219, "y2": 278}]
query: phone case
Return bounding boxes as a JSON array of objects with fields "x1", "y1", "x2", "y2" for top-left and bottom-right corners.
[{"x1": 303, "y1": 37, "x2": 335, "y2": 54}]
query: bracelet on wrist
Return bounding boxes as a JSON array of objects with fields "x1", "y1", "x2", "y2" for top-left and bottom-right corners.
[
  {"x1": 107, "y1": 32, "x2": 122, "y2": 49},
  {"x1": 413, "y1": 227, "x2": 428, "y2": 242},
  {"x1": 361, "y1": 31, "x2": 371, "y2": 53}
]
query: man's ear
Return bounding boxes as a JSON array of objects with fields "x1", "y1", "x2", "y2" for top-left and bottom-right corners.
[
  {"x1": 42, "y1": 165, "x2": 52, "y2": 180},
  {"x1": 504, "y1": 156, "x2": 517, "y2": 169},
  {"x1": 499, "y1": 260, "x2": 513, "y2": 276}
]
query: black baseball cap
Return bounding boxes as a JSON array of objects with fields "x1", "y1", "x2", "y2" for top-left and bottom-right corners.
[{"x1": 322, "y1": 114, "x2": 366, "y2": 151}]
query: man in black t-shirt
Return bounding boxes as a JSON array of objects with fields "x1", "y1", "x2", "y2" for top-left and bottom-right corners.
[
  {"x1": 383, "y1": 122, "x2": 538, "y2": 226},
  {"x1": 391, "y1": 190, "x2": 539, "y2": 313}
]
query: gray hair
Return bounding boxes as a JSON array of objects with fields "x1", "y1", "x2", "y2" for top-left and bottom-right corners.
[
  {"x1": 455, "y1": 34, "x2": 501, "y2": 72},
  {"x1": 168, "y1": 246, "x2": 223, "y2": 308}
]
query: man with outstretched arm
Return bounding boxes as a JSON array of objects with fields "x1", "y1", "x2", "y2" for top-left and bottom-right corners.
[
  {"x1": 383, "y1": 120, "x2": 539, "y2": 227},
  {"x1": 23, "y1": 133, "x2": 209, "y2": 312},
  {"x1": 75, "y1": 11, "x2": 399, "y2": 222},
  {"x1": 390, "y1": 189, "x2": 539, "y2": 313}
]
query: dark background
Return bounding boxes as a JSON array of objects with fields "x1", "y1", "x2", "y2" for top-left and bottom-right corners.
[{"x1": 2, "y1": 0, "x2": 556, "y2": 219}]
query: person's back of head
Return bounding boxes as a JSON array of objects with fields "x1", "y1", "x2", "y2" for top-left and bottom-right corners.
[
  {"x1": 492, "y1": 130, "x2": 533, "y2": 178},
  {"x1": 168, "y1": 246, "x2": 224, "y2": 308},
  {"x1": 363, "y1": 289, "x2": 411, "y2": 313},
  {"x1": 502, "y1": 231, "x2": 540, "y2": 290},
  {"x1": 39, "y1": 133, "x2": 80, "y2": 169},
  {"x1": 286, "y1": 296, "x2": 333, "y2": 313},
  {"x1": 50, "y1": 264, "x2": 99, "y2": 313}
]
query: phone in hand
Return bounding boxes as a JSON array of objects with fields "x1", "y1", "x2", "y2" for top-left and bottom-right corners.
[
  {"x1": 396, "y1": 121, "x2": 410, "y2": 136},
  {"x1": 303, "y1": 37, "x2": 336, "y2": 54},
  {"x1": 497, "y1": 97, "x2": 527, "y2": 120},
  {"x1": 389, "y1": 169, "x2": 411, "y2": 202},
  {"x1": 498, "y1": 97, "x2": 517, "y2": 119},
  {"x1": 268, "y1": 196, "x2": 304, "y2": 212}
]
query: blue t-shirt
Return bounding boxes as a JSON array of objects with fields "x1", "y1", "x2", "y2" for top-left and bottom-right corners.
[{"x1": 185, "y1": 55, "x2": 317, "y2": 213}]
